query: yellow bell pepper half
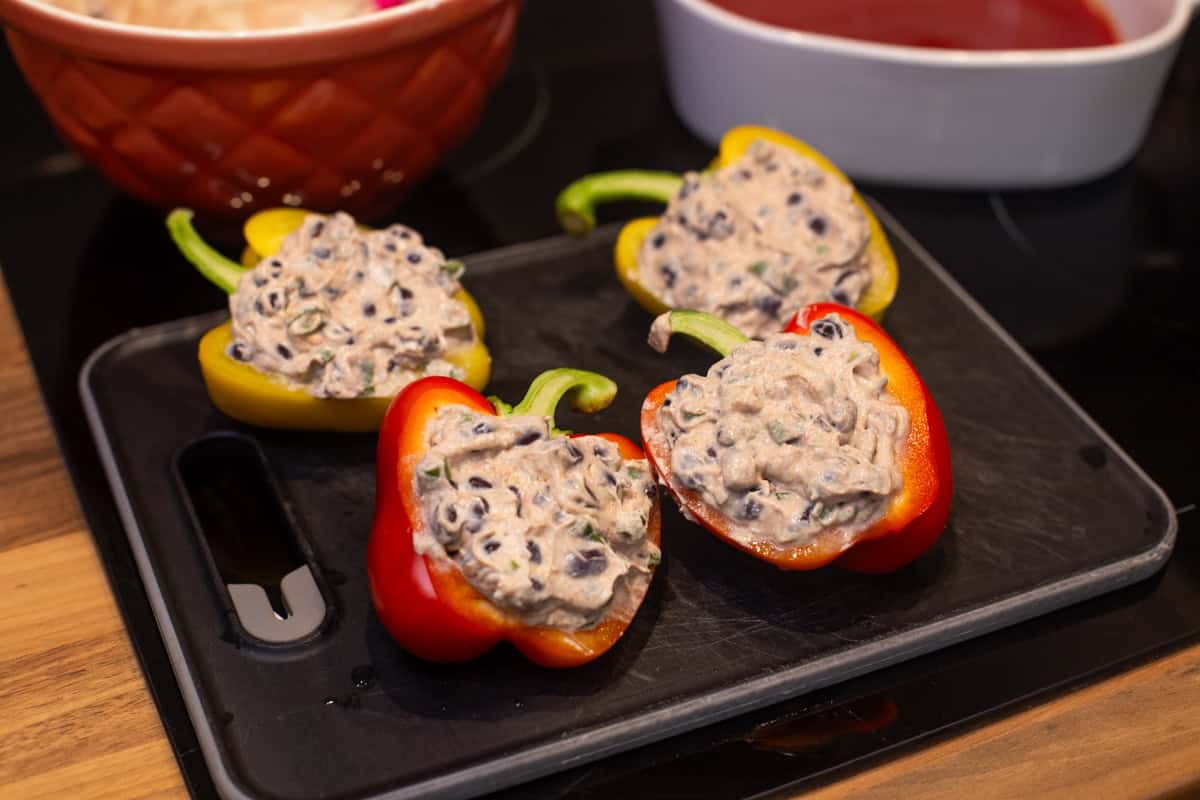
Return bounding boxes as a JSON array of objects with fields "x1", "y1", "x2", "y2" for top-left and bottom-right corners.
[
  {"x1": 167, "y1": 208, "x2": 491, "y2": 432},
  {"x1": 558, "y1": 125, "x2": 898, "y2": 323}
]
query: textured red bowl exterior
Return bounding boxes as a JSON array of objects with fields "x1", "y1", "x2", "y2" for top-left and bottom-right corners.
[{"x1": 0, "y1": 0, "x2": 521, "y2": 220}]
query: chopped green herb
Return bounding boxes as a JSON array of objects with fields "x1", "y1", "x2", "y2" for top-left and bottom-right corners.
[
  {"x1": 748, "y1": 261, "x2": 768, "y2": 277},
  {"x1": 509, "y1": 560, "x2": 519, "y2": 570},
  {"x1": 316, "y1": 349, "x2": 334, "y2": 365},
  {"x1": 647, "y1": 550, "x2": 662, "y2": 567},
  {"x1": 580, "y1": 522, "x2": 604, "y2": 543},
  {"x1": 287, "y1": 307, "x2": 326, "y2": 337},
  {"x1": 422, "y1": 466, "x2": 442, "y2": 478},
  {"x1": 627, "y1": 467, "x2": 644, "y2": 480},
  {"x1": 441, "y1": 259, "x2": 466, "y2": 280},
  {"x1": 781, "y1": 275, "x2": 799, "y2": 294},
  {"x1": 682, "y1": 411, "x2": 703, "y2": 422},
  {"x1": 768, "y1": 420, "x2": 791, "y2": 444},
  {"x1": 775, "y1": 491, "x2": 791, "y2": 501},
  {"x1": 816, "y1": 244, "x2": 830, "y2": 255},
  {"x1": 358, "y1": 362, "x2": 375, "y2": 396}
]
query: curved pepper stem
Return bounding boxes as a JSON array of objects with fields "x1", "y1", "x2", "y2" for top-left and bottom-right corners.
[
  {"x1": 166, "y1": 208, "x2": 247, "y2": 295},
  {"x1": 555, "y1": 171, "x2": 684, "y2": 237},
  {"x1": 647, "y1": 310, "x2": 750, "y2": 359},
  {"x1": 501, "y1": 368, "x2": 618, "y2": 430}
]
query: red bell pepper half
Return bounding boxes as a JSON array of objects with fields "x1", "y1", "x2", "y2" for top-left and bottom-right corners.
[
  {"x1": 640, "y1": 306, "x2": 951, "y2": 574},
  {"x1": 367, "y1": 368, "x2": 662, "y2": 667}
]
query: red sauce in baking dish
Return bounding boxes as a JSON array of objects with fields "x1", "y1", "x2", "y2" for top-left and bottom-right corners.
[{"x1": 705, "y1": 0, "x2": 1119, "y2": 50}]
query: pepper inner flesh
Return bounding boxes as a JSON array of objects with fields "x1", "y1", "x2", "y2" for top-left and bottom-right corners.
[{"x1": 650, "y1": 312, "x2": 909, "y2": 550}]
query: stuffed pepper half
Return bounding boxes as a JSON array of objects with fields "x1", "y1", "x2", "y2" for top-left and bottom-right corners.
[
  {"x1": 167, "y1": 208, "x2": 490, "y2": 431},
  {"x1": 368, "y1": 368, "x2": 662, "y2": 667},
  {"x1": 556, "y1": 126, "x2": 899, "y2": 337},
  {"x1": 641, "y1": 307, "x2": 950, "y2": 573}
]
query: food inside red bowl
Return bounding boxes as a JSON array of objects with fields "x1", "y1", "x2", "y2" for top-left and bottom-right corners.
[
  {"x1": 35, "y1": 0, "x2": 401, "y2": 30},
  {"x1": 705, "y1": 0, "x2": 1119, "y2": 50}
]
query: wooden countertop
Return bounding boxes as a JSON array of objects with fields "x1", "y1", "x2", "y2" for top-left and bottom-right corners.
[{"x1": 1, "y1": 276, "x2": 1197, "y2": 800}]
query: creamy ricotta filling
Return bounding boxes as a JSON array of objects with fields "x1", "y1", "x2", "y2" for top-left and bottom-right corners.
[
  {"x1": 414, "y1": 408, "x2": 660, "y2": 632},
  {"x1": 228, "y1": 212, "x2": 475, "y2": 399},
  {"x1": 639, "y1": 139, "x2": 874, "y2": 338},
  {"x1": 654, "y1": 313, "x2": 908, "y2": 550}
]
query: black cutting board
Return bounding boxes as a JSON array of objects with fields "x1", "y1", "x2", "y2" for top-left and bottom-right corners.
[{"x1": 80, "y1": 208, "x2": 1175, "y2": 800}]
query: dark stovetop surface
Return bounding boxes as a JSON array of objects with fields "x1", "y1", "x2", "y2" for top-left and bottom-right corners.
[{"x1": 2, "y1": 2, "x2": 1198, "y2": 798}]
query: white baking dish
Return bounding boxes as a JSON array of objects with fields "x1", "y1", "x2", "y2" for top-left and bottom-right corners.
[{"x1": 656, "y1": 0, "x2": 1195, "y2": 188}]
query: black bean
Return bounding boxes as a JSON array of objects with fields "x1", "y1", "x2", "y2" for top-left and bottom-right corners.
[
  {"x1": 660, "y1": 265, "x2": 677, "y2": 288},
  {"x1": 831, "y1": 289, "x2": 851, "y2": 306},
  {"x1": 510, "y1": 486, "x2": 523, "y2": 516},
  {"x1": 754, "y1": 295, "x2": 783, "y2": 316},
  {"x1": 227, "y1": 342, "x2": 251, "y2": 361},
  {"x1": 677, "y1": 213, "x2": 688, "y2": 226},
  {"x1": 809, "y1": 217, "x2": 827, "y2": 235},
  {"x1": 741, "y1": 496, "x2": 763, "y2": 520},
  {"x1": 706, "y1": 447, "x2": 717, "y2": 459},
  {"x1": 313, "y1": 246, "x2": 332, "y2": 260},
  {"x1": 268, "y1": 258, "x2": 283, "y2": 275},
  {"x1": 604, "y1": 471, "x2": 618, "y2": 487},
  {"x1": 563, "y1": 441, "x2": 583, "y2": 464},
  {"x1": 800, "y1": 500, "x2": 816, "y2": 521},
  {"x1": 765, "y1": 161, "x2": 779, "y2": 172},
  {"x1": 483, "y1": 539, "x2": 500, "y2": 554},
  {"x1": 397, "y1": 286, "x2": 414, "y2": 300},
  {"x1": 663, "y1": 398, "x2": 672, "y2": 406},
  {"x1": 266, "y1": 291, "x2": 282, "y2": 310},
  {"x1": 354, "y1": 271, "x2": 365, "y2": 282},
  {"x1": 276, "y1": 344, "x2": 292, "y2": 359},
  {"x1": 679, "y1": 178, "x2": 697, "y2": 199},
  {"x1": 787, "y1": 192, "x2": 803, "y2": 205},
  {"x1": 533, "y1": 492, "x2": 548, "y2": 506},
  {"x1": 323, "y1": 286, "x2": 341, "y2": 299},
  {"x1": 643, "y1": 483, "x2": 656, "y2": 498},
  {"x1": 387, "y1": 358, "x2": 399, "y2": 373},
  {"x1": 814, "y1": 347, "x2": 824, "y2": 356},
  {"x1": 253, "y1": 274, "x2": 267, "y2": 287},
  {"x1": 473, "y1": 422, "x2": 494, "y2": 435},
  {"x1": 729, "y1": 276, "x2": 743, "y2": 289},
  {"x1": 835, "y1": 269, "x2": 856, "y2": 286},
  {"x1": 471, "y1": 497, "x2": 488, "y2": 516},
  {"x1": 566, "y1": 549, "x2": 607, "y2": 578},
  {"x1": 739, "y1": 169, "x2": 753, "y2": 180},
  {"x1": 651, "y1": 233, "x2": 666, "y2": 248},
  {"x1": 398, "y1": 230, "x2": 411, "y2": 240},
  {"x1": 468, "y1": 476, "x2": 492, "y2": 489},
  {"x1": 526, "y1": 540, "x2": 541, "y2": 564},
  {"x1": 446, "y1": 506, "x2": 458, "y2": 523},
  {"x1": 384, "y1": 242, "x2": 397, "y2": 253},
  {"x1": 530, "y1": 578, "x2": 544, "y2": 592},
  {"x1": 310, "y1": 220, "x2": 325, "y2": 237},
  {"x1": 384, "y1": 316, "x2": 397, "y2": 324},
  {"x1": 407, "y1": 252, "x2": 422, "y2": 264},
  {"x1": 517, "y1": 430, "x2": 542, "y2": 446},
  {"x1": 254, "y1": 299, "x2": 265, "y2": 315},
  {"x1": 812, "y1": 319, "x2": 843, "y2": 339},
  {"x1": 362, "y1": 302, "x2": 376, "y2": 317},
  {"x1": 346, "y1": 337, "x2": 356, "y2": 346}
]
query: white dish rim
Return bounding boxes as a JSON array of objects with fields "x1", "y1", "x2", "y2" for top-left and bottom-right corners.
[{"x1": 667, "y1": 0, "x2": 1195, "y2": 67}]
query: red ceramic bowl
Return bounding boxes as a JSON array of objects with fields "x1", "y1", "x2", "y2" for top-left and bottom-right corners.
[{"x1": 0, "y1": 0, "x2": 522, "y2": 220}]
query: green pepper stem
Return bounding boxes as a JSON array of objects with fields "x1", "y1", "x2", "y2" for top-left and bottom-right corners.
[
  {"x1": 505, "y1": 368, "x2": 618, "y2": 428},
  {"x1": 648, "y1": 310, "x2": 750, "y2": 359},
  {"x1": 166, "y1": 208, "x2": 247, "y2": 295},
  {"x1": 555, "y1": 171, "x2": 684, "y2": 237}
]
